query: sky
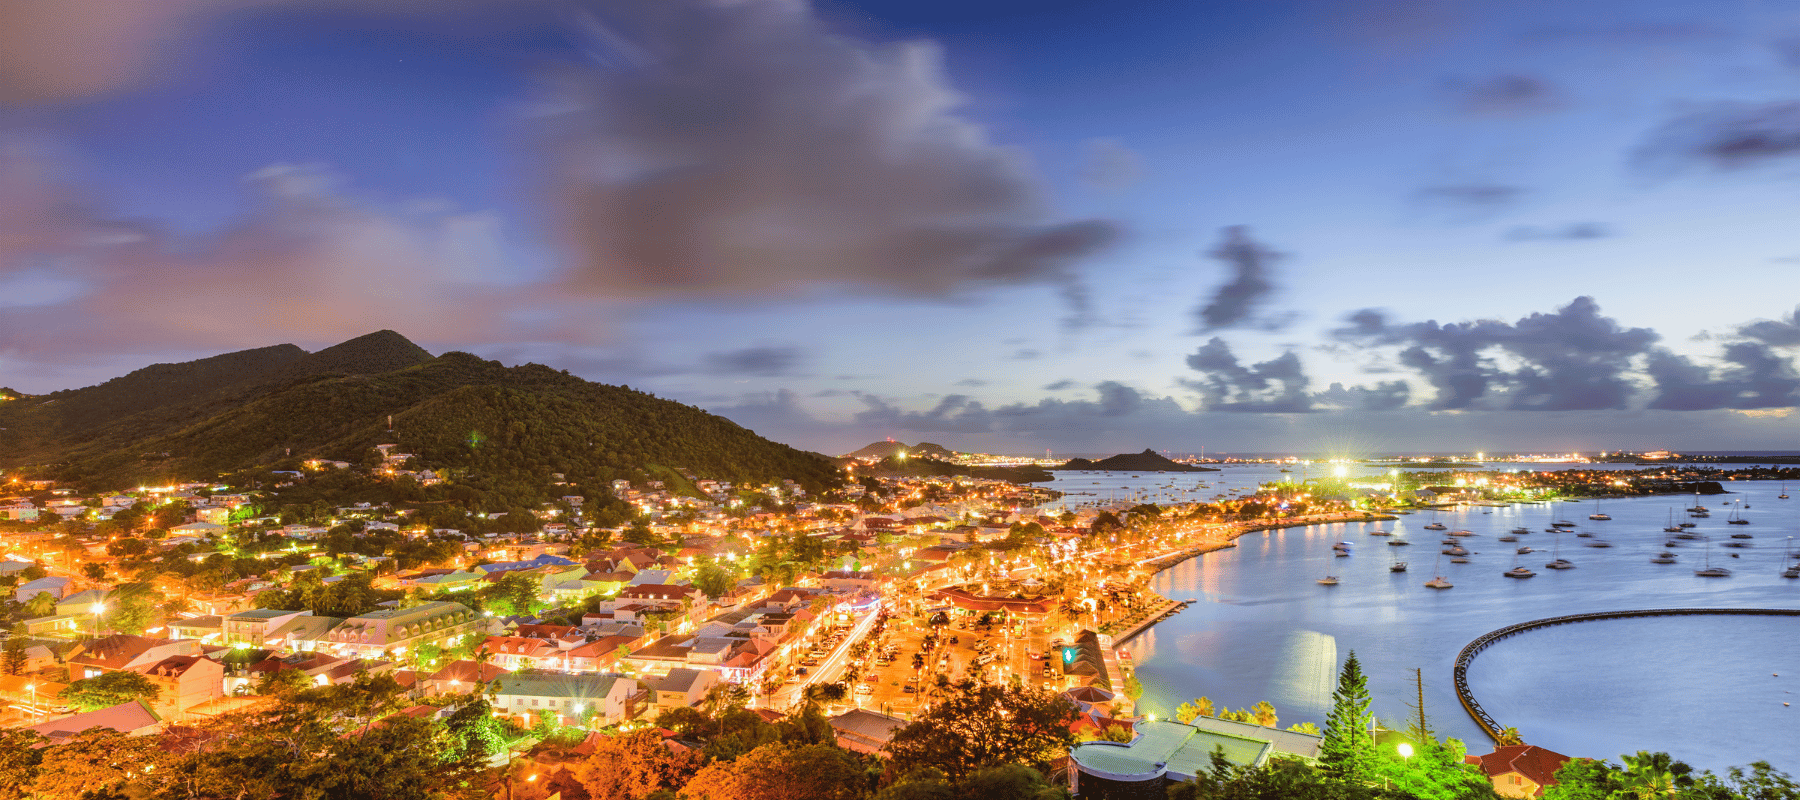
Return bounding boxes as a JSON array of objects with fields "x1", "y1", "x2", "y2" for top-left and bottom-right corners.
[{"x1": 2, "y1": 0, "x2": 1799, "y2": 457}]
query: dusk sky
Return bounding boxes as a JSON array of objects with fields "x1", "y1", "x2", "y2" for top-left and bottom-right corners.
[{"x1": 3, "y1": 0, "x2": 1800, "y2": 456}]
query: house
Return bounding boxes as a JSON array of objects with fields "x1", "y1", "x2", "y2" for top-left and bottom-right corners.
[
  {"x1": 488, "y1": 673, "x2": 639, "y2": 727},
  {"x1": 400, "y1": 570, "x2": 482, "y2": 593},
  {"x1": 320, "y1": 602, "x2": 481, "y2": 658},
  {"x1": 479, "y1": 636, "x2": 569, "y2": 672},
  {"x1": 419, "y1": 660, "x2": 508, "y2": 696},
  {"x1": 66, "y1": 635, "x2": 204, "y2": 679},
  {"x1": 0, "y1": 559, "x2": 35, "y2": 577},
  {"x1": 1066, "y1": 719, "x2": 1283, "y2": 800},
  {"x1": 1464, "y1": 745, "x2": 1574, "y2": 798},
  {"x1": 224, "y1": 609, "x2": 315, "y2": 647},
  {"x1": 828, "y1": 708, "x2": 908, "y2": 754},
  {"x1": 647, "y1": 668, "x2": 719, "y2": 713},
  {"x1": 27, "y1": 700, "x2": 163, "y2": 741},
  {"x1": 135, "y1": 654, "x2": 225, "y2": 716},
  {"x1": 13, "y1": 576, "x2": 71, "y2": 603},
  {"x1": 167, "y1": 615, "x2": 225, "y2": 642}
]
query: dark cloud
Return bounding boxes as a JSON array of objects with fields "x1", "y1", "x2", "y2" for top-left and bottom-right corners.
[
  {"x1": 854, "y1": 393, "x2": 993, "y2": 433},
  {"x1": 991, "y1": 382, "x2": 1189, "y2": 429},
  {"x1": 1313, "y1": 381, "x2": 1410, "y2": 411},
  {"x1": 700, "y1": 345, "x2": 804, "y2": 377},
  {"x1": 1451, "y1": 75, "x2": 1563, "y2": 116},
  {"x1": 1193, "y1": 226, "x2": 1281, "y2": 331},
  {"x1": 1738, "y1": 305, "x2": 1800, "y2": 347},
  {"x1": 1648, "y1": 343, "x2": 1800, "y2": 410},
  {"x1": 1334, "y1": 297, "x2": 1660, "y2": 411},
  {"x1": 1503, "y1": 222, "x2": 1611, "y2": 242},
  {"x1": 1079, "y1": 138, "x2": 1143, "y2": 192},
  {"x1": 1413, "y1": 183, "x2": 1525, "y2": 218},
  {"x1": 537, "y1": 0, "x2": 1118, "y2": 303},
  {"x1": 1639, "y1": 101, "x2": 1800, "y2": 171},
  {"x1": 1042, "y1": 379, "x2": 1076, "y2": 391},
  {"x1": 953, "y1": 378, "x2": 988, "y2": 387},
  {"x1": 1182, "y1": 338, "x2": 1313, "y2": 412}
]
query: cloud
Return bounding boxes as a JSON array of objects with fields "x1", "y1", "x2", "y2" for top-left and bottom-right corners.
[
  {"x1": 0, "y1": 0, "x2": 226, "y2": 103},
  {"x1": 953, "y1": 378, "x2": 988, "y2": 387},
  {"x1": 1503, "y1": 222, "x2": 1611, "y2": 242},
  {"x1": 1079, "y1": 138, "x2": 1143, "y2": 191},
  {"x1": 1314, "y1": 381, "x2": 1411, "y2": 411},
  {"x1": 1451, "y1": 74, "x2": 1563, "y2": 116},
  {"x1": 534, "y1": 0, "x2": 1118, "y2": 305},
  {"x1": 1334, "y1": 297, "x2": 1660, "y2": 410},
  {"x1": 1639, "y1": 101, "x2": 1800, "y2": 171},
  {"x1": 1193, "y1": 226, "x2": 1281, "y2": 331},
  {"x1": 1648, "y1": 343, "x2": 1800, "y2": 410},
  {"x1": 854, "y1": 393, "x2": 993, "y2": 433},
  {"x1": 1042, "y1": 379, "x2": 1076, "y2": 391},
  {"x1": 1007, "y1": 348, "x2": 1042, "y2": 360},
  {"x1": 0, "y1": 151, "x2": 544, "y2": 369},
  {"x1": 1182, "y1": 338, "x2": 1313, "y2": 412},
  {"x1": 700, "y1": 345, "x2": 804, "y2": 377},
  {"x1": 1413, "y1": 183, "x2": 1525, "y2": 219},
  {"x1": 1738, "y1": 305, "x2": 1800, "y2": 347}
]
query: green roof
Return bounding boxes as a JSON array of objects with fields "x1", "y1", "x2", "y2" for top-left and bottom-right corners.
[{"x1": 1069, "y1": 720, "x2": 1273, "y2": 781}]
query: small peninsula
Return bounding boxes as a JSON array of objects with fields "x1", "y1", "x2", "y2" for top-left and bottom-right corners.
[{"x1": 1053, "y1": 448, "x2": 1219, "y2": 472}]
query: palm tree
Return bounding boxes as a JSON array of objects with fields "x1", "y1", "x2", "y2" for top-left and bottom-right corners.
[
  {"x1": 1618, "y1": 751, "x2": 1677, "y2": 799},
  {"x1": 1251, "y1": 700, "x2": 1279, "y2": 728},
  {"x1": 1494, "y1": 727, "x2": 1525, "y2": 747}
]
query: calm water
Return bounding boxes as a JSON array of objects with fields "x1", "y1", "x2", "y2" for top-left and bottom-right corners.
[{"x1": 1030, "y1": 466, "x2": 1800, "y2": 772}]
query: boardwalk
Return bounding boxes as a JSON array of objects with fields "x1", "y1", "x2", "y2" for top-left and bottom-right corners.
[{"x1": 1453, "y1": 607, "x2": 1800, "y2": 741}]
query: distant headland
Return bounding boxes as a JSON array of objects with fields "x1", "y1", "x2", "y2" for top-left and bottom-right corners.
[{"x1": 1052, "y1": 449, "x2": 1219, "y2": 472}]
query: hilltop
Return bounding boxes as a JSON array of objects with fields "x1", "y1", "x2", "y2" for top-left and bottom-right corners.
[
  {"x1": 0, "y1": 332, "x2": 840, "y2": 494},
  {"x1": 1054, "y1": 449, "x2": 1219, "y2": 472},
  {"x1": 842, "y1": 440, "x2": 957, "y2": 461}
]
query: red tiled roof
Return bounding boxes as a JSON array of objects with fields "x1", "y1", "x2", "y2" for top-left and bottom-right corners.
[{"x1": 1465, "y1": 745, "x2": 1573, "y2": 795}]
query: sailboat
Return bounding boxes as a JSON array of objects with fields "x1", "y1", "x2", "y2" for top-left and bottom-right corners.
[
  {"x1": 1780, "y1": 483, "x2": 1790, "y2": 500},
  {"x1": 1651, "y1": 551, "x2": 1677, "y2": 564},
  {"x1": 1545, "y1": 529, "x2": 1574, "y2": 569},
  {"x1": 1424, "y1": 550, "x2": 1452, "y2": 588},
  {"x1": 1423, "y1": 510, "x2": 1446, "y2": 531},
  {"x1": 1695, "y1": 535, "x2": 1731, "y2": 577},
  {"x1": 1588, "y1": 498, "x2": 1610, "y2": 521},
  {"x1": 1663, "y1": 509, "x2": 1682, "y2": 534},
  {"x1": 1504, "y1": 551, "x2": 1536, "y2": 578},
  {"x1": 1727, "y1": 506, "x2": 1750, "y2": 525},
  {"x1": 1782, "y1": 538, "x2": 1798, "y2": 579},
  {"x1": 1317, "y1": 575, "x2": 1339, "y2": 585}
]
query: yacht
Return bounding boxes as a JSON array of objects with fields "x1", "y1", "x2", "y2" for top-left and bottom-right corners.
[
  {"x1": 1730, "y1": 531, "x2": 1754, "y2": 539},
  {"x1": 1424, "y1": 575, "x2": 1453, "y2": 589},
  {"x1": 1498, "y1": 534, "x2": 1519, "y2": 542},
  {"x1": 1727, "y1": 509, "x2": 1750, "y2": 526},
  {"x1": 1390, "y1": 561, "x2": 1408, "y2": 573},
  {"x1": 1779, "y1": 483, "x2": 1789, "y2": 500},
  {"x1": 1424, "y1": 521, "x2": 1447, "y2": 531},
  {"x1": 1388, "y1": 539, "x2": 1411, "y2": 546},
  {"x1": 1442, "y1": 545, "x2": 1469, "y2": 556},
  {"x1": 1318, "y1": 576, "x2": 1339, "y2": 585},
  {"x1": 1504, "y1": 565, "x2": 1536, "y2": 578},
  {"x1": 1695, "y1": 536, "x2": 1731, "y2": 577},
  {"x1": 1651, "y1": 552, "x2": 1677, "y2": 564},
  {"x1": 1584, "y1": 539, "x2": 1612, "y2": 548},
  {"x1": 1545, "y1": 530, "x2": 1574, "y2": 569},
  {"x1": 1516, "y1": 546, "x2": 1533, "y2": 554},
  {"x1": 1448, "y1": 529, "x2": 1476, "y2": 537},
  {"x1": 1450, "y1": 557, "x2": 1470, "y2": 563},
  {"x1": 1368, "y1": 529, "x2": 1392, "y2": 536},
  {"x1": 1675, "y1": 530, "x2": 1702, "y2": 539},
  {"x1": 1663, "y1": 509, "x2": 1682, "y2": 534},
  {"x1": 1510, "y1": 526, "x2": 1531, "y2": 536},
  {"x1": 1588, "y1": 499, "x2": 1610, "y2": 521}
]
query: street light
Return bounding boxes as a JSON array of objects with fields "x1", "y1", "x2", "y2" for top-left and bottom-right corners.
[{"x1": 92, "y1": 601, "x2": 106, "y2": 638}]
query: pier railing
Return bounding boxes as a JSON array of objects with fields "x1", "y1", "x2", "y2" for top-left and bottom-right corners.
[{"x1": 1453, "y1": 607, "x2": 1800, "y2": 741}]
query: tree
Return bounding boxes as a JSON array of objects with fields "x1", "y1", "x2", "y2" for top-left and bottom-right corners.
[
  {"x1": 102, "y1": 581, "x2": 162, "y2": 635},
  {"x1": 1617, "y1": 751, "x2": 1677, "y2": 800},
  {"x1": 1176, "y1": 696, "x2": 1216, "y2": 723},
  {"x1": 886, "y1": 679, "x2": 1078, "y2": 781},
  {"x1": 1494, "y1": 727, "x2": 1524, "y2": 747},
  {"x1": 576, "y1": 729, "x2": 702, "y2": 800},
  {"x1": 2, "y1": 637, "x2": 27, "y2": 676},
  {"x1": 955, "y1": 763, "x2": 1069, "y2": 800},
  {"x1": 1320, "y1": 651, "x2": 1376, "y2": 785},
  {"x1": 0, "y1": 729, "x2": 44, "y2": 800},
  {"x1": 80, "y1": 562, "x2": 106, "y2": 581},
  {"x1": 30, "y1": 728, "x2": 165, "y2": 800},
  {"x1": 61, "y1": 669, "x2": 162, "y2": 711},
  {"x1": 1251, "y1": 700, "x2": 1278, "y2": 728},
  {"x1": 22, "y1": 591, "x2": 56, "y2": 618},
  {"x1": 106, "y1": 536, "x2": 149, "y2": 557},
  {"x1": 683, "y1": 742, "x2": 866, "y2": 800}
]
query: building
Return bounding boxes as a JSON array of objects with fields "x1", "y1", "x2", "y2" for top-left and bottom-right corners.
[
  {"x1": 1066, "y1": 718, "x2": 1323, "y2": 800},
  {"x1": 136, "y1": 654, "x2": 225, "y2": 717},
  {"x1": 828, "y1": 708, "x2": 908, "y2": 754},
  {"x1": 322, "y1": 602, "x2": 482, "y2": 658},
  {"x1": 27, "y1": 700, "x2": 163, "y2": 741},
  {"x1": 66, "y1": 635, "x2": 204, "y2": 679},
  {"x1": 1464, "y1": 745, "x2": 1574, "y2": 798},
  {"x1": 223, "y1": 609, "x2": 314, "y2": 646},
  {"x1": 488, "y1": 673, "x2": 638, "y2": 727},
  {"x1": 647, "y1": 667, "x2": 719, "y2": 713}
]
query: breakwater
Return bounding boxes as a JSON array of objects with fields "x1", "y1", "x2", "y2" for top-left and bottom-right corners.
[{"x1": 1453, "y1": 608, "x2": 1800, "y2": 741}]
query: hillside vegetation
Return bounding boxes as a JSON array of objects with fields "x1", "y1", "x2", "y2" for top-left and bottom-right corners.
[{"x1": 0, "y1": 332, "x2": 840, "y2": 496}]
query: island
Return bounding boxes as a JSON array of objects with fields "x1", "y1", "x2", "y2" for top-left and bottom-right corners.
[{"x1": 1053, "y1": 448, "x2": 1220, "y2": 472}]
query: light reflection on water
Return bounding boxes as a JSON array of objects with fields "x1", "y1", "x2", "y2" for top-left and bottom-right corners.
[{"x1": 1039, "y1": 466, "x2": 1800, "y2": 772}]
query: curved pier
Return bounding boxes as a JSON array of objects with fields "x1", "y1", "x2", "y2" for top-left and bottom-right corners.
[{"x1": 1454, "y1": 607, "x2": 1800, "y2": 741}]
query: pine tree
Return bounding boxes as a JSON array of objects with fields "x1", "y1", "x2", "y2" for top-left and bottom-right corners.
[
  {"x1": 1321, "y1": 650, "x2": 1376, "y2": 784},
  {"x1": 2, "y1": 636, "x2": 27, "y2": 675}
]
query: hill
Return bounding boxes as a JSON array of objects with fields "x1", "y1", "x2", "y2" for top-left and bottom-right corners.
[
  {"x1": 842, "y1": 440, "x2": 957, "y2": 460},
  {"x1": 0, "y1": 332, "x2": 841, "y2": 495},
  {"x1": 1053, "y1": 449, "x2": 1219, "y2": 472}
]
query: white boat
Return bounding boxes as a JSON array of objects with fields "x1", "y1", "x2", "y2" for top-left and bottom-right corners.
[
  {"x1": 1424, "y1": 522, "x2": 1447, "y2": 531},
  {"x1": 1442, "y1": 545, "x2": 1469, "y2": 556},
  {"x1": 1696, "y1": 536, "x2": 1731, "y2": 577},
  {"x1": 1779, "y1": 483, "x2": 1789, "y2": 500},
  {"x1": 1448, "y1": 530, "x2": 1476, "y2": 537},
  {"x1": 1504, "y1": 566, "x2": 1536, "y2": 578},
  {"x1": 1425, "y1": 576, "x2": 1453, "y2": 589},
  {"x1": 1588, "y1": 498, "x2": 1610, "y2": 520},
  {"x1": 1544, "y1": 530, "x2": 1574, "y2": 569},
  {"x1": 1516, "y1": 546, "x2": 1532, "y2": 554},
  {"x1": 1663, "y1": 509, "x2": 1682, "y2": 534},
  {"x1": 1368, "y1": 529, "x2": 1392, "y2": 536},
  {"x1": 1390, "y1": 562, "x2": 1408, "y2": 573}
]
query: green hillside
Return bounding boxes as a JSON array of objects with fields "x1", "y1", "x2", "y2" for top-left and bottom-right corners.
[{"x1": 0, "y1": 333, "x2": 841, "y2": 495}]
